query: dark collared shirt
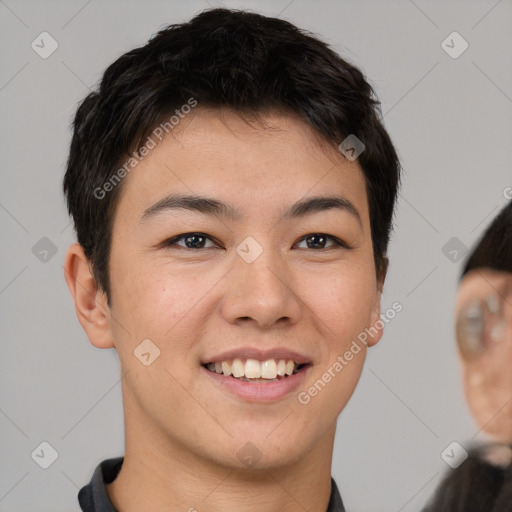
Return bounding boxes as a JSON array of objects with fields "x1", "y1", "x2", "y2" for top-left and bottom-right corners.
[{"x1": 78, "y1": 457, "x2": 346, "y2": 512}]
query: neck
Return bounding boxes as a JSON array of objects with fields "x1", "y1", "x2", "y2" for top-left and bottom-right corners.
[{"x1": 106, "y1": 392, "x2": 336, "y2": 512}]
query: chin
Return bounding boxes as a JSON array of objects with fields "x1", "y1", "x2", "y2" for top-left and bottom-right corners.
[{"x1": 200, "y1": 433, "x2": 310, "y2": 471}]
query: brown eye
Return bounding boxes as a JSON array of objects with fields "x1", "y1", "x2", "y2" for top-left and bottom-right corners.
[
  {"x1": 296, "y1": 233, "x2": 348, "y2": 250},
  {"x1": 165, "y1": 233, "x2": 217, "y2": 249}
]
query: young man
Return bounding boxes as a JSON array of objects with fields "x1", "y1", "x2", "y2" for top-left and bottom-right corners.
[{"x1": 63, "y1": 8, "x2": 400, "y2": 512}]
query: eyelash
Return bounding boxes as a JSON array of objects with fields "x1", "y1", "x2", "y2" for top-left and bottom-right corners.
[{"x1": 162, "y1": 232, "x2": 350, "y2": 251}]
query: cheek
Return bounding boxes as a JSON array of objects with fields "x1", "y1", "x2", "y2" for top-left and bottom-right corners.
[
  {"x1": 108, "y1": 252, "x2": 211, "y2": 358},
  {"x1": 301, "y1": 264, "x2": 377, "y2": 338},
  {"x1": 463, "y1": 353, "x2": 512, "y2": 423}
]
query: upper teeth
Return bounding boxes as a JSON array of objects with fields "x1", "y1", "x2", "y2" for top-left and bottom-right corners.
[{"x1": 207, "y1": 359, "x2": 297, "y2": 379}]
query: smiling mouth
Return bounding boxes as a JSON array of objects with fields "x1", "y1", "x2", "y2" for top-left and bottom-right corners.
[{"x1": 202, "y1": 358, "x2": 308, "y2": 382}]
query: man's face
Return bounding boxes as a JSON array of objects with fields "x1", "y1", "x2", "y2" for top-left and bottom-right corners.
[
  {"x1": 104, "y1": 109, "x2": 383, "y2": 469},
  {"x1": 456, "y1": 269, "x2": 512, "y2": 443}
]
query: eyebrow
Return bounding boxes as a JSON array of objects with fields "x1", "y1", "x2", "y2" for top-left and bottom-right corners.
[{"x1": 141, "y1": 194, "x2": 362, "y2": 226}]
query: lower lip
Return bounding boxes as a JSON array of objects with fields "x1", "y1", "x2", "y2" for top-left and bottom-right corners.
[{"x1": 201, "y1": 365, "x2": 310, "y2": 402}]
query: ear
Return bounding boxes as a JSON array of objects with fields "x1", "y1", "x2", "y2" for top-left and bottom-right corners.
[
  {"x1": 64, "y1": 243, "x2": 115, "y2": 349},
  {"x1": 367, "y1": 256, "x2": 388, "y2": 348}
]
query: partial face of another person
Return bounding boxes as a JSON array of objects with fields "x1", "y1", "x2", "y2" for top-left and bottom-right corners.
[
  {"x1": 456, "y1": 269, "x2": 512, "y2": 443},
  {"x1": 79, "y1": 109, "x2": 385, "y2": 469}
]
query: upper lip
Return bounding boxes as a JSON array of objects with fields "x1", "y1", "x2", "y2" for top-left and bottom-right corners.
[{"x1": 201, "y1": 347, "x2": 312, "y2": 365}]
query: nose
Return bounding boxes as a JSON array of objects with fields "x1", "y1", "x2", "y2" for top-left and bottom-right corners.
[{"x1": 220, "y1": 246, "x2": 303, "y2": 330}]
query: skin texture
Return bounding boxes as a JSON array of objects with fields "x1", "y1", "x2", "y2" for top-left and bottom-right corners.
[
  {"x1": 64, "y1": 109, "x2": 385, "y2": 512},
  {"x1": 456, "y1": 269, "x2": 512, "y2": 445}
]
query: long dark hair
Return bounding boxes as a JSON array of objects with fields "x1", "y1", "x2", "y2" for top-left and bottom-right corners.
[{"x1": 422, "y1": 444, "x2": 512, "y2": 511}]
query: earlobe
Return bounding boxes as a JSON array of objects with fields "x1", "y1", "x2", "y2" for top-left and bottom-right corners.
[{"x1": 63, "y1": 243, "x2": 115, "y2": 349}]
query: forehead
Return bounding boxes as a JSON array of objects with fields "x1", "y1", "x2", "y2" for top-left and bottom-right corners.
[{"x1": 114, "y1": 108, "x2": 369, "y2": 225}]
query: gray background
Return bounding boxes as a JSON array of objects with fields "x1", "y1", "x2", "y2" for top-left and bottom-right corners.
[{"x1": 1, "y1": 0, "x2": 511, "y2": 510}]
